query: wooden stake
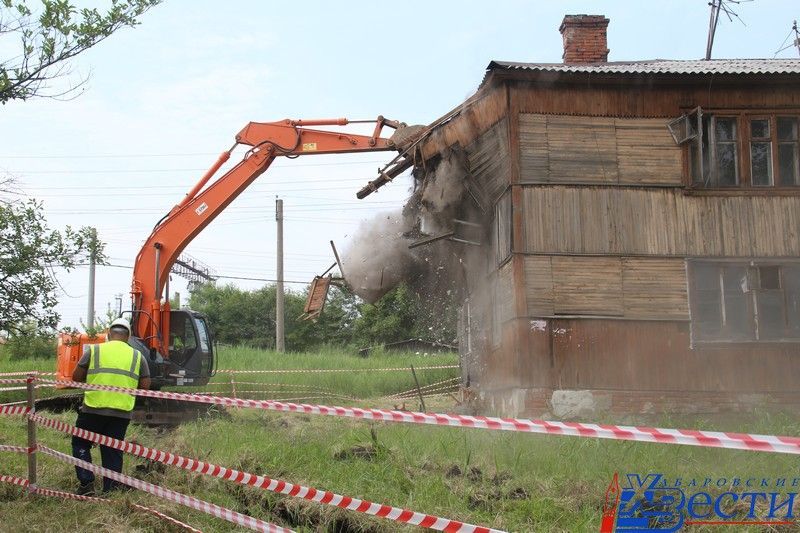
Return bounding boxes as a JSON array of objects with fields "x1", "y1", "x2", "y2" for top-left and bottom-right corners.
[
  {"x1": 410, "y1": 365, "x2": 426, "y2": 412},
  {"x1": 26, "y1": 374, "x2": 37, "y2": 492}
]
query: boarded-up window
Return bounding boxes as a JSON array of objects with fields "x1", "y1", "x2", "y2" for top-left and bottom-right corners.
[
  {"x1": 689, "y1": 260, "x2": 800, "y2": 342},
  {"x1": 492, "y1": 192, "x2": 512, "y2": 265}
]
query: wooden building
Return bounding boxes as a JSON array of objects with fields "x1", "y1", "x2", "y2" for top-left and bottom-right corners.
[{"x1": 416, "y1": 15, "x2": 800, "y2": 417}]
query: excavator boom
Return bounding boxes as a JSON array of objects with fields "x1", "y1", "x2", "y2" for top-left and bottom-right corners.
[{"x1": 57, "y1": 117, "x2": 411, "y2": 388}]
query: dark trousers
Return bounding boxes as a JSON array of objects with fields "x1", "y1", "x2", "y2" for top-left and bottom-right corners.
[{"x1": 72, "y1": 410, "x2": 130, "y2": 492}]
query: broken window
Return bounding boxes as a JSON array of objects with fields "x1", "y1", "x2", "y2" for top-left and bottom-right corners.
[
  {"x1": 672, "y1": 109, "x2": 800, "y2": 189},
  {"x1": 689, "y1": 260, "x2": 800, "y2": 343}
]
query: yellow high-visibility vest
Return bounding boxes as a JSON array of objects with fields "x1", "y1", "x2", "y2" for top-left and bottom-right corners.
[{"x1": 84, "y1": 340, "x2": 141, "y2": 412}]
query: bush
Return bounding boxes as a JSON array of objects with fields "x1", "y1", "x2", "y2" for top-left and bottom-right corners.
[{"x1": 4, "y1": 331, "x2": 56, "y2": 360}]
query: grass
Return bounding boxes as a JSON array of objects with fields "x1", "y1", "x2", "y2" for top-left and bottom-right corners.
[{"x1": 1, "y1": 346, "x2": 799, "y2": 532}]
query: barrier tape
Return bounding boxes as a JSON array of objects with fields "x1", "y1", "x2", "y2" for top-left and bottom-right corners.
[
  {"x1": 385, "y1": 377, "x2": 461, "y2": 399},
  {"x1": 0, "y1": 476, "x2": 203, "y2": 533},
  {"x1": 37, "y1": 446, "x2": 292, "y2": 533},
  {"x1": 33, "y1": 413, "x2": 501, "y2": 533},
  {"x1": 0, "y1": 386, "x2": 30, "y2": 393},
  {"x1": 0, "y1": 445, "x2": 29, "y2": 453},
  {"x1": 216, "y1": 365, "x2": 459, "y2": 374},
  {"x1": 0, "y1": 474, "x2": 29, "y2": 487},
  {"x1": 0, "y1": 371, "x2": 54, "y2": 377},
  {"x1": 38, "y1": 378, "x2": 800, "y2": 455},
  {"x1": 0, "y1": 378, "x2": 29, "y2": 385},
  {"x1": 0, "y1": 405, "x2": 29, "y2": 416},
  {"x1": 33, "y1": 486, "x2": 204, "y2": 533}
]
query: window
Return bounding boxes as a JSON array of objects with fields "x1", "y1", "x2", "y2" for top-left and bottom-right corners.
[
  {"x1": 778, "y1": 117, "x2": 800, "y2": 186},
  {"x1": 492, "y1": 192, "x2": 512, "y2": 265},
  {"x1": 672, "y1": 109, "x2": 800, "y2": 190},
  {"x1": 750, "y1": 118, "x2": 773, "y2": 186},
  {"x1": 689, "y1": 260, "x2": 800, "y2": 343}
]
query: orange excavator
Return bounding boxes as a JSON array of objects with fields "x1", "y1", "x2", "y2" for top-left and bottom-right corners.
[{"x1": 56, "y1": 117, "x2": 418, "y2": 390}]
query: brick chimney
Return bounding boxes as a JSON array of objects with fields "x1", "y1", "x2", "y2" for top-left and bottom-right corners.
[{"x1": 559, "y1": 14, "x2": 610, "y2": 64}]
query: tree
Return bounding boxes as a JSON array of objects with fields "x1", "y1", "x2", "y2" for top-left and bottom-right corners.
[
  {"x1": 1, "y1": 0, "x2": 161, "y2": 103},
  {"x1": 188, "y1": 282, "x2": 361, "y2": 352},
  {"x1": 0, "y1": 199, "x2": 105, "y2": 335}
]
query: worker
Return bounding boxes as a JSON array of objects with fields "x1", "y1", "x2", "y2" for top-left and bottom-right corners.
[{"x1": 71, "y1": 317, "x2": 150, "y2": 495}]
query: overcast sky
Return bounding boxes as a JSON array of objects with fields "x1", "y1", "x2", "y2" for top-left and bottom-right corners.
[{"x1": 2, "y1": 0, "x2": 798, "y2": 329}]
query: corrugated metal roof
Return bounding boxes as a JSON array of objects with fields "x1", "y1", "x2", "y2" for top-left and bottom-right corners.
[{"x1": 487, "y1": 59, "x2": 800, "y2": 75}]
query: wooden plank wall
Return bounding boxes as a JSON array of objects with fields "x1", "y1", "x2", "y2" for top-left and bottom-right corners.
[
  {"x1": 496, "y1": 261, "x2": 515, "y2": 325},
  {"x1": 519, "y1": 114, "x2": 681, "y2": 185},
  {"x1": 467, "y1": 118, "x2": 511, "y2": 205},
  {"x1": 525, "y1": 256, "x2": 689, "y2": 319},
  {"x1": 511, "y1": 80, "x2": 800, "y2": 119},
  {"x1": 420, "y1": 87, "x2": 508, "y2": 160},
  {"x1": 547, "y1": 319, "x2": 800, "y2": 391},
  {"x1": 522, "y1": 186, "x2": 800, "y2": 256}
]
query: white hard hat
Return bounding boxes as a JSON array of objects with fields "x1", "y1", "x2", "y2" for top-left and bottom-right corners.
[{"x1": 109, "y1": 317, "x2": 131, "y2": 333}]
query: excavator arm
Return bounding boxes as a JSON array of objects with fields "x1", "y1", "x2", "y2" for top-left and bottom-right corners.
[{"x1": 130, "y1": 117, "x2": 407, "y2": 356}]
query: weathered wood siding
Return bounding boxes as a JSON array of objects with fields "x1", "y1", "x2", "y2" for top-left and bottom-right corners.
[
  {"x1": 522, "y1": 186, "x2": 800, "y2": 256},
  {"x1": 467, "y1": 119, "x2": 511, "y2": 206},
  {"x1": 524, "y1": 256, "x2": 688, "y2": 319},
  {"x1": 510, "y1": 80, "x2": 800, "y2": 119},
  {"x1": 541, "y1": 318, "x2": 800, "y2": 392},
  {"x1": 552, "y1": 257, "x2": 623, "y2": 316},
  {"x1": 524, "y1": 256, "x2": 554, "y2": 316},
  {"x1": 496, "y1": 260, "x2": 515, "y2": 325},
  {"x1": 421, "y1": 86, "x2": 508, "y2": 160},
  {"x1": 519, "y1": 114, "x2": 681, "y2": 185}
]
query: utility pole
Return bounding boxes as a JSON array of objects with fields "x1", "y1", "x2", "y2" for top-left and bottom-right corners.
[
  {"x1": 275, "y1": 197, "x2": 285, "y2": 353},
  {"x1": 86, "y1": 228, "x2": 97, "y2": 329},
  {"x1": 705, "y1": 0, "x2": 721, "y2": 60}
]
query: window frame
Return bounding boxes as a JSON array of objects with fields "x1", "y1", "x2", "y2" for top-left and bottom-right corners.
[
  {"x1": 682, "y1": 108, "x2": 800, "y2": 194},
  {"x1": 688, "y1": 259, "x2": 800, "y2": 345}
]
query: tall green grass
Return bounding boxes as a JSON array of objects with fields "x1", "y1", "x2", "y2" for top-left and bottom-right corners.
[
  {"x1": 2, "y1": 347, "x2": 799, "y2": 531},
  {"x1": 200, "y1": 345, "x2": 459, "y2": 401},
  {"x1": 1, "y1": 404, "x2": 799, "y2": 532}
]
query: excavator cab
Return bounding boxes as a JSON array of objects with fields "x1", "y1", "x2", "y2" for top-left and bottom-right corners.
[
  {"x1": 56, "y1": 309, "x2": 215, "y2": 389},
  {"x1": 162, "y1": 309, "x2": 215, "y2": 387}
]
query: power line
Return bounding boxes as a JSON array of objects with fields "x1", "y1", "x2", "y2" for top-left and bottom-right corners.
[{"x1": 76, "y1": 262, "x2": 312, "y2": 284}]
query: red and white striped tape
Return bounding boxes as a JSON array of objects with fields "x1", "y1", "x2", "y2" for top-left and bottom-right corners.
[
  {"x1": 386, "y1": 377, "x2": 461, "y2": 400},
  {"x1": 33, "y1": 413, "x2": 501, "y2": 533},
  {"x1": 0, "y1": 371, "x2": 54, "y2": 377},
  {"x1": 32, "y1": 486, "x2": 204, "y2": 533},
  {"x1": 0, "y1": 474, "x2": 29, "y2": 487},
  {"x1": 0, "y1": 378, "x2": 29, "y2": 385},
  {"x1": 217, "y1": 365, "x2": 459, "y2": 374},
  {"x1": 0, "y1": 404, "x2": 29, "y2": 416},
  {"x1": 37, "y1": 446, "x2": 292, "y2": 533},
  {"x1": 0, "y1": 475, "x2": 203, "y2": 532},
  {"x1": 0, "y1": 444, "x2": 30, "y2": 453},
  {"x1": 40, "y1": 378, "x2": 800, "y2": 455}
]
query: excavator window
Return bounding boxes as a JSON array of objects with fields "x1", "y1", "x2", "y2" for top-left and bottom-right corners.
[
  {"x1": 169, "y1": 311, "x2": 198, "y2": 365},
  {"x1": 195, "y1": 316, "x2": 211, "y2": 353}
]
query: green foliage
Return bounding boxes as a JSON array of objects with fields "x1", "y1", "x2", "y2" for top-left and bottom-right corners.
[
  {"x1": 0, "y1": 199, "x2": 106, "y2": 336},
  {"x1": 3, "y1": 321, "x2": 55, "y2": 360},
  {"x1": 355, "y1": 283, "x2": 419, "y2": 345},
  {"x1": 188, "y1": 282, "x2": 457, "y2": 352},
  {"x1": 0, "y1": 0, "x2": 161, "y2": 103}
]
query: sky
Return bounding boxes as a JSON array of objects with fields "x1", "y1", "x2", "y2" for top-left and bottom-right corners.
[{"x1": 1, "y1": 0, "x2": 798, "y2": 329}]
